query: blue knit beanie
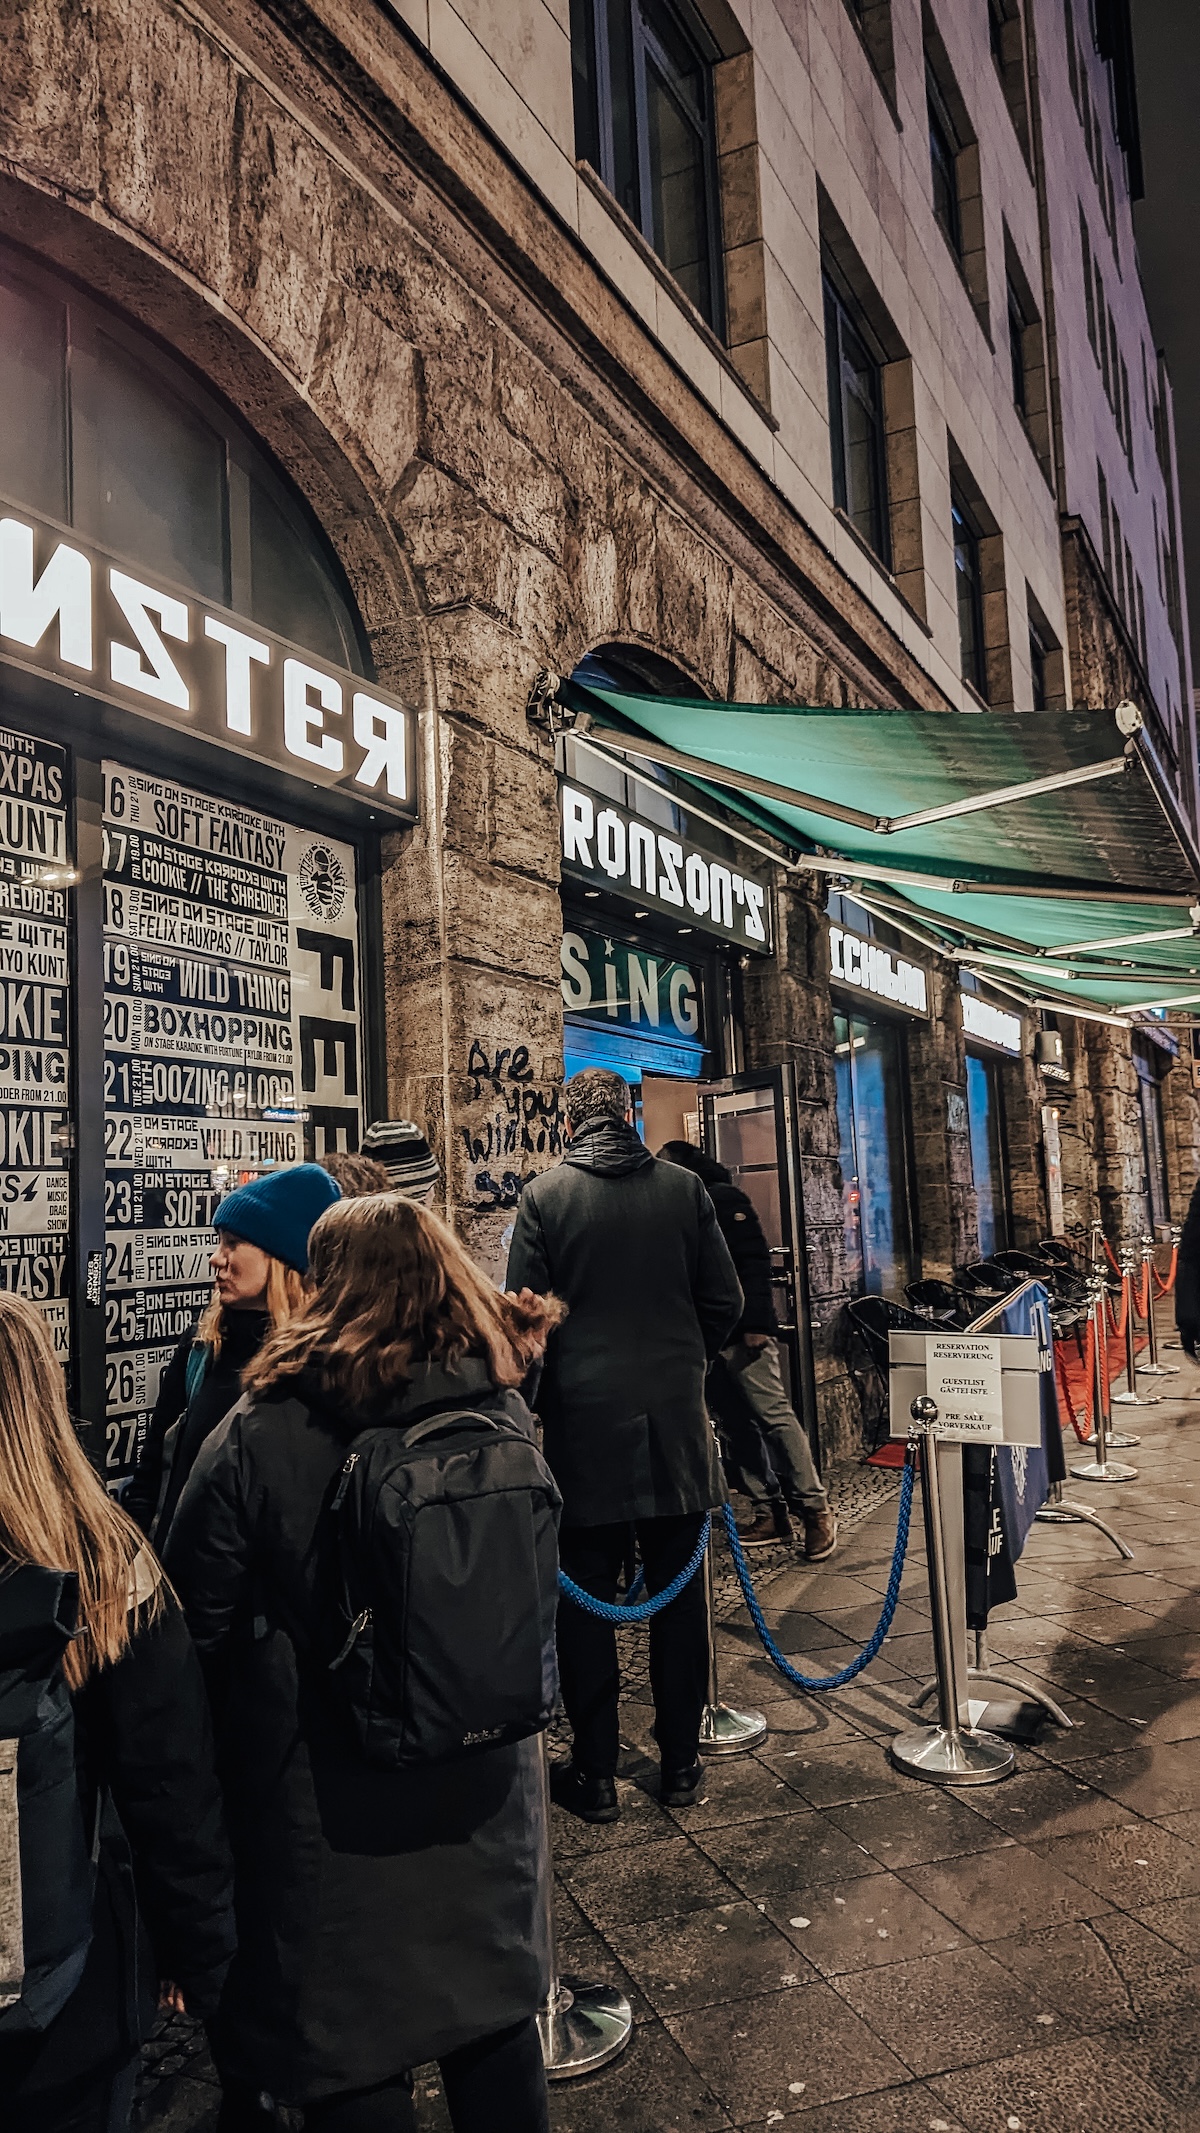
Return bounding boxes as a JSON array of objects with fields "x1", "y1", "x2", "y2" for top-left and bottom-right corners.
[{"x1": 212, "y1": 1163, "x2": 341, "y2": 1274}]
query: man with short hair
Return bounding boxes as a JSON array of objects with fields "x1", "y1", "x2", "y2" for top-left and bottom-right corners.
[{"x1": 506, "y1": 1067, "x2": 743, "y2": 1820}]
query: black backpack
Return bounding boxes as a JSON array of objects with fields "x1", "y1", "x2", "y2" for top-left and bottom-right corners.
[
  {"x1": 326, "y1": 1407, "x2": 562, "y2": 1769},
  {"x1": 0, "y1": 1562, "x2": 94, "y2": 2035}
]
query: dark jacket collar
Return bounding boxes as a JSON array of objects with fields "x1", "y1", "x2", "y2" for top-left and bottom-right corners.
[{"x1": 563, "y1": 1115, "x2": 653, "y2": 1177}]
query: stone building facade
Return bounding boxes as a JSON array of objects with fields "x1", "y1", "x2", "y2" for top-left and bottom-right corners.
[{"x1": 0, "y1": 0, "x2": 1193, "y2": 1472}]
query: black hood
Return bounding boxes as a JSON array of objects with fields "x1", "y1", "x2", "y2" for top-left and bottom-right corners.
[
  {"x1": 563, "y1": 1115, "x2": 654, "y2": 1178},
  {"x1": 657, "y1": 1140, "x2": 731, "y2": 1189}
]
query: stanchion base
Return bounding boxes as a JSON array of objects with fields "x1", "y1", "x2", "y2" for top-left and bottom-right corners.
[
  {"x1": 700, "y1": 1700, "x2": 767, "y2": 1755},
  {"x1": 539, "y1": 1978, "x2": 632, "y2": 2079},
  {"x1": 1069, "y1": 1456, "x2": 1138, "y2": 1483},
  {"x1": 1111, "y1": 1391, "x2": 1157, "y2": 1409},
  {"x1": 1036, "y1": 1500, "x2": 1134, "y2": 1559},
  {"x1": 1105, "y1": 1428, "x2": 1141, "y2": 1445},
  {"x1": 1138, "y1": 1364, "x2": 1179, "y2": 1377},
  {"x1": 890, "y1": 1723, "x2": 1014, "y2": 1786}
]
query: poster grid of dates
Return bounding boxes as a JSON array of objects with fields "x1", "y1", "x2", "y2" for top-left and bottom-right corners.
[
  {"x1": 103, "y1": 762, "x2": 364, "y2": 1486},
  {"x1": 0, "y1": 725, "x2": 72, "y2": 1369}
]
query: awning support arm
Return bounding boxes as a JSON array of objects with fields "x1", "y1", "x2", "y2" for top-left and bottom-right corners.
[
  {"x1": 574, "y1": 717, "x2": 883, "y2": 832},
  {"x1": 875, "y1": 755, "x2": 1129, "y2": 834}
]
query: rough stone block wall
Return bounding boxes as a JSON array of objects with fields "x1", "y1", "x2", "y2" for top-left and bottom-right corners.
[{"x1": 907, "y1": 965, "x2": 974, "y2": 1280}]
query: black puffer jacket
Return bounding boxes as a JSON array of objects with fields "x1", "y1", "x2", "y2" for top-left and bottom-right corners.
[
  {"x1": 505, "y1": 1117, "x2": 743, "y2": 1524},
  {"x1": 166, "y1": 1356, "x2": 549, "y2": 2105},
  {"x1": 658, "y1": 1142, "x2": 776, "y2": 1337},
  {"x1": 126, "y1": 1310, "x2": 270, "y2": 1544},
  {"x1": 1177, "y1": 1177, "x2": 1200, "y2": 1355},
  {"x1": 2, "y1": 1590, "x2": 234, "y2": 2094}
]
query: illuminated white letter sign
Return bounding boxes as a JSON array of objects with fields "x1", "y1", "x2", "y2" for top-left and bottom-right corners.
[
  {"x1": 558, "y1": 778, "x2": 772, "y2": 953},
  {"x1": 829, "y1": 923, "x2": 928, "y2": 1014},
  {"x1": 961, "y1": 991, "x2": 1022, "y2": 1054},
  {"x1": 0, "y1": 500, "x2": 417, "y2": 823}
]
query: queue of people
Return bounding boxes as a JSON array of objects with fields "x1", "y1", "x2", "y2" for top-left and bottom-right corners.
[{"x1": 0, "y1": 1079, "x2": 831, "y2": 2128}]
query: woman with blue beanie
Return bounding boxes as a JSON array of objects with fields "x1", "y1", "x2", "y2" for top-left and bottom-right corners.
[{"x1": 126, "y1": 1164, "x2": 340, "y2": 1547}]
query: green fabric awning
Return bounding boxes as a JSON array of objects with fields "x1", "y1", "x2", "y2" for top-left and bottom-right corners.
[{"x1": 559, "y1": 679, "x2": 1200, "y2": 1021}]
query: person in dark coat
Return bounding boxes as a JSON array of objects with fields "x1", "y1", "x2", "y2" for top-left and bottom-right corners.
[
  {"x1": 167, "y1": 1191, "x2": 560, "y2": 2133},
  {"x1": 505, "y1": 1067, "x2": 743, "y2": 1821},
  {"x1": 0, "y1": 1293, "x2": 234, "y2": 2133},
  {"x1": 1177, "y1": 1178, "x2": 1200, "y2": 1356},
  {"x1": 126, "y1": 1163, "x2": 340, "y2": 1546},
  {"x1": 659, "y1": 1142, "x2": 837, "y2": 1561}
]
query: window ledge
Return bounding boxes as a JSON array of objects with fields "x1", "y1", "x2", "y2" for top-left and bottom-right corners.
[
  {"x1": 834, "y1": 507, "x2": 932, "y2": 637},
  {"x1": 576, "y1": 158, "x2": 780, "y2": 434},
  {"x1": 842, "y1": 7, "x2": 903, "y2": 131},
  {"x1": 960, "y1": 676, "x2": 991, "y2": 712},
  {"x1": 935, "y1": 221, "x2": 994, "y2": 350}
]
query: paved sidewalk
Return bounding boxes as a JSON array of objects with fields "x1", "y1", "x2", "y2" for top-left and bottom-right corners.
[{"x1": 139, "y1": 1333, "x2": 1200, "y2": 2133}]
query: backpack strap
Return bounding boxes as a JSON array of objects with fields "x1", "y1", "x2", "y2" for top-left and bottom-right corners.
[{"x1": 185, "y1": 1340, "x2": 212, "y2": 1406}]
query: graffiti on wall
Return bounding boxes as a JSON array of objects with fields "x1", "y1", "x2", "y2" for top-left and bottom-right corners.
[{"x1": 461, "y1": 1038, "x2": 562, "y2": 1212}]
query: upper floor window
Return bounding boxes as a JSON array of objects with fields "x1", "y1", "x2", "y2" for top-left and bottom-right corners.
[
  {"x1": 1006, "y1": 277, "x2": 1028, "y2": 416},
  {"x1": 0, "y1": 245, "x2": 365, "y2": 672},
  {"x1": 823, "y1": 271, "x2": 890, "y2": 566},
  {"x1": 927, "y1": 68, "x2": 963, "y2": 257},
  {"x1": 570, "y1": 0, "x2": 724, "y2": 335},
  {"x1": 951, "y1": 485, "x2": 987, "y2": 698}
]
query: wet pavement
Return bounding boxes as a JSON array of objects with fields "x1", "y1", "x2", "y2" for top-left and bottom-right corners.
[{"x1": 139, "y1": 1322, "x2": 1200, "y2": 2132}]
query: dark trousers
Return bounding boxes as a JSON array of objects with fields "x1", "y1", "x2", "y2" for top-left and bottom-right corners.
[
  {"x1": 0, "y1": 2051, "x2": 133, "y2": 2133},
  {"x1": 215, "y1": 2017, "x2": 549, "y2": 2133},
  {"x1": 557, "y1": 1513, "x2": 710, "y2": 1776}
]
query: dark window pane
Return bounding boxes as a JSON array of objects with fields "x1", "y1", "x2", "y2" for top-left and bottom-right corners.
[
  {"x1": 607, "y1": 0, "x2": 640, "y2": 223},
  {"x1": 645, "y1": 60, "x2": 711, "y2": 320},
  {"x1": 966, "y1": 1052, "x2": 1009, "y2": 1256},
  {"x1": 1029, "y1": 624, "x2": 1047, "y2": 709},
  {"x1": 1007, "y1": 281, "x2": 1027, "y2": 413},
  {"x1": 0, "y1": 270, "x2": 68, "y2": 520},
  {"x1": 71, "y1": 328, "x2": 227, "y2": 603},
  {"x1": 952, "y1": 493, "x2": 986, "y2": 695},
  {"x1": 249, "y1": 479, "x2": 359, "y2": 669},
  {"x1": 824, "y1": 274, "x2": 889, "y2": 563},
  {"x1": 989, "y1": 0, "x2": 1005, "y2": 65},
  {"x1": 845, "y1": 1015, "x2": 914, "y2": 1296},
  {"x1": 570, "y1": 0, "x2": 602, "y2": 167},
  {"x1": 928, "y1": 79, "x2": 961, "y2": 254}
]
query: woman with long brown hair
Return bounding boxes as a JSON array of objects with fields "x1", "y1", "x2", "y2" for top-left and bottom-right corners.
[
  {"x1": 167, "y1": 1194, "x2": 563, "y2": 2133},
  {"x1": 0, "y1": 1293, "x2": 234, "y2": 2133},
  {"x1": 126, "y1": 1163, "x2": 339, "y2": 1546}
]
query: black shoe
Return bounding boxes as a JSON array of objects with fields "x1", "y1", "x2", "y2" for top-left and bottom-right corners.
[
  {"x1": 660, "y1": 1758, "x2": 705, "y2": 1807},
  {"x1": 549, "y1": 1759, "x2": 620, "y2": 1824}
]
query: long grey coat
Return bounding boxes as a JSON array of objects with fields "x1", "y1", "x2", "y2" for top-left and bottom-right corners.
[
  {"x1": 165, "y1": 1356, "x2": 549, "y2": 2103},
  {"x1": 506, "y1": 1116, "x2": 743, "y2": 1526}
]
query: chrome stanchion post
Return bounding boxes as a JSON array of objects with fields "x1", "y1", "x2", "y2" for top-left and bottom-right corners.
[
  {"x1": 1109, "y1": 1246, "x2": 1148, "y2": 1435},
  {"x1": 1070, "y1": 1274, "x2": 1137, "y2": 1483},
  {"x1": 536, "y1": 1734, "x2": 632, "y2": 2078},
  {"x1": 1138, "y1": 1233, "x2": 1178, "y2": 1377},
  {"x1": 699, "y1": 1522, "x2": 767, "y2": 1754},
  {"x1": 891, "y1": 1401, "x2": 1014, "y2": 1786}
]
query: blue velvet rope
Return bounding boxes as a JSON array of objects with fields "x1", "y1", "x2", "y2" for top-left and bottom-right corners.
[
  {"x1": 557, "y1": 1517, "x2": 708, "y2": 1622},
  {"x1": 720, "y1": 1454, "x2": 916, "y2": 1690}
]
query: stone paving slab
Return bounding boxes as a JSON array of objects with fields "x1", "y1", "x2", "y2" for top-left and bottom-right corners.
[{"x1": 137, "y1": 1314, "x2": 1200, "y2": 2131}]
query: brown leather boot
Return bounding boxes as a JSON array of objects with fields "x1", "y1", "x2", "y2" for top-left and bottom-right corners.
[
  {"x1": 803, "y1": 1506, "x2": 839, "y2": 1562},
  {"x1": 736, "y1": 1503, "x2": 794, "y2": 1547}
]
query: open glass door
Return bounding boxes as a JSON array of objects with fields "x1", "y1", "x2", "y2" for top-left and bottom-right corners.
[{"x1": 699, "y1": 1065, "x2": 821, "y2": 1468}]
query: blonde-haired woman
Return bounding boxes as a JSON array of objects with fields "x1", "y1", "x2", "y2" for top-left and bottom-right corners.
[
  {"x1": 127, "y1": 1162, "x2": 339, "y2": 1546},
  {"x1": 168, "y1": 1194, "x2": 562, "y2": 2133},
  {"x1": 0, "y1": 1294, "x2": 233, "y2": 2133}
]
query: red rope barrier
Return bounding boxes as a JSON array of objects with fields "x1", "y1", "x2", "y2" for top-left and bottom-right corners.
[
  {"x1": 1108, "y1": 1273, "x2": 1130, "y2": 1342},
  {"x1": 1102, "y1": 1234, "x2": 1123, "y2": 1278},
  {"x1": 1054, "y1": 1319, "x2": 1097, "y2": 1443},
  {"x1": 1138, "y1": 1261, "x2": 1152, "y2": 1320},
  {"x1": 1153, "y1": 1244, "x2": 1178, "y2": 1299}
]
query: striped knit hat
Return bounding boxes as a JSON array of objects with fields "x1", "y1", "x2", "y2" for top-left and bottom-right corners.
[{"x1": 360, "y1": 1119, "x2": 441, "y2": 1200}]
